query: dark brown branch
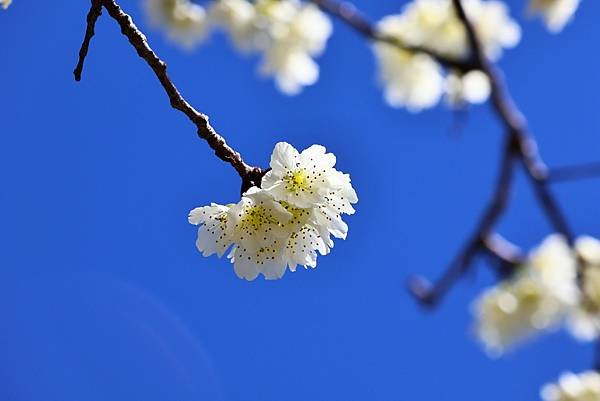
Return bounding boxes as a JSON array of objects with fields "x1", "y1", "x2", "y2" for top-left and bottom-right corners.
[
  {"x1": 408, "y1": 138, "x2": 516, "y2": 307},
  {"x1": 550, "y1": 162, "x2": 600, "y2": 182},
  {"x1": 73, "y1": 0, "x2": 103, "y2": 81},
  {"x1": 482, "y1": 232, "x2": 525, "y2": 267},
  {"x1": 74, "y1": 0, "x2": 264, "y2": 189},
  {"x1": 450, "y1": 0, "x2": 573, "y2": 242},
  {"x1": 408, "y1": 0, "x2": 577, "y2": 306},
  {"x1": 311, "y1": 0, "x2": 477, "y2": 72}
]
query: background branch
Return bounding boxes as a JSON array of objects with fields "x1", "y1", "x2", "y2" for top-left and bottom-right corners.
[
  {"x1": 310, "y1": 0, "x2": 477, "y2": 71},
  {"x1": 550, "y1": 162, "x2": 600, "y2": 182},
  {"x1": 74, "y1": 0, "x2": 265, "y2": 191},
  {"x1": 406, "y1": 0, "x2": 577, "y2": 305}
]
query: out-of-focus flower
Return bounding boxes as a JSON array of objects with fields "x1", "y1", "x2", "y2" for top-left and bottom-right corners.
[
  {"x1": 373, "y1": 15, "x2": 444, "y2": 111},
  {"x1": 566, "y1": 236, "x2": 600, "y2": 341},
  {"x1": 189, "y1": 142, "x2": 357, "y2": 280},
  {"x1": 444, "y1": 70, "x2": 491, "y2": 105},
  {"x1": 1, "y1": 0, "x2": 12, "y2": 9},
  {"x1": 529, "y1": 0, "x2": 580, "y2": 33},
  {"x1": 472, "y1": 235, "x2": 577, "y2": 355},
  {"x1": 541, "y1": 371, "x2": 600, "y2": 401},
  {"x1": 210, "y1": 0, "x2": 332, "y2": 94},
  {"x1": 372, "y1": 0, "x2": 518, "y2": 110},
  {"x1": 464, "y1": 0, "x2": 521, "y2": 61},
  {"x1": 144, "y1": 0, "x2": 209, "y2": 49},
  {"x1": 208, "y1": 0, "x2": 258, "y2": 50},
  {"x1": 379, "y1": 0, "x2": 520, "y2": 61}
]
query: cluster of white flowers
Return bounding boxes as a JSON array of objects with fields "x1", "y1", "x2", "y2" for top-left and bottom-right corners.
[
  {"x1": 372, "y1": 0, "x2": 520, "y2": 111},
  {"x1": 144, "y1": 0, "x2": 209, "y2": 49},
  {"x1": 528, "y1": 0, "x2": 581, "y2": 33},
  {"x1": 541, "y1": 371, "x2": 600, "y2": 401},
  {"x1": 188, "y1": 142, "x2": 357, "y2": 280},
  {"x1": 144, "y1": 0, "x2": 332, "y2": 94},
  {"x1": 473, "y1": 234, "x2": 600, "y2": 356}
]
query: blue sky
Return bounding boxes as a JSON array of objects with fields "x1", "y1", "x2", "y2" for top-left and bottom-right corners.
[{"x1": 1, "y1": 1, "x2": 599, "y2": 400}]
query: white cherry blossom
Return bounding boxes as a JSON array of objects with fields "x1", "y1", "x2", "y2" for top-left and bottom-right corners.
[
  {"x1": 529, "y1": 0, "x2": 580, "y2": 33},
  {"x1": 144, "y1": 0, "x2": 209, "y2": 49},
  {"x1": 373, "y1": 0, "x2": 518, "y2": 110},
  {"x1": 1, "y1": 0, "x2": 12, "y2": 9},
  {"x1": 566, "y1": 236, "x2": 600, "y2": 341},
  {"x1": 262, "y1": 142, "x2": 356, "y2": 209},
  {"x1": 189, "y1": 142, "x2": 357, "y2": 281},
  {"x1": 444, "y1": 70, "x2": 491, "y2": 105},
  {"x1": 379, "y1": 0, "x2": 520, "y2": 62},
  {"x1": 210, "y1": 0, "x2": 332, "y2": 94},
  {"x1": 472, "y1": 235, "x2": 577, "y2": 355},
  {"x1": 541, "y1": 371, "x2": 600, "y2": 401},
  {"x1": 188, "y1": 203, "x2": 233, "y2": 258},
  {"x1": 226, "y1": 187, "x2": 293, "y2": 280},
  {"x1": 372, "y1": 22, "x2": 444, "y2": 112}
]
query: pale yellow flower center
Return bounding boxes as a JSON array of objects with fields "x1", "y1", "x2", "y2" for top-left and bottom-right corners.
[{"x1": 284, "y1": 169, "x2": 311, "y2": 192}]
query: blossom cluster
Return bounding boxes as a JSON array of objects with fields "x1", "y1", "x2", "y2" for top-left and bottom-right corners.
[
  {"x1": 529, "y1": 0, "x2": 581, "y2": 33},
  {"x1": 188, "y1": 142, "x2": 357, "y2": 280},
  {"x1": 143, "y1": 0, "x2": 581, "y2": 106},
  {"x1": 145, "y1": 0, "x2": 332, "y2": 95},
  {"x1": 372, "y1": 0, "x2": 520, "y2": 111},
  {"x1": 472, "y1": 234, "x2": 600, "y2": 356},
  {"x1": 541, "y1": 371, "x2": 600, "y2": 401}
]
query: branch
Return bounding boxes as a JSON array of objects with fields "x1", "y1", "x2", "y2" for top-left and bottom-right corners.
[
  {"x1": 311, "y1": 0, "x2": 477, "y2": 72},
  {"x1": 408, "y1": 137, "x2": 516, "y2": 306},
  {"x1": 74, "y1": 0, "x2": 264, "y2": 191},
  {"x1": 550, "y1": 162, "x2": 600, "y2": 182},
  {"x1": 409, "y1": 0, "x2": 577, "y2": 306},
  {"x1": 73, "y1": 0, "x2": 103, "y2": 81}
]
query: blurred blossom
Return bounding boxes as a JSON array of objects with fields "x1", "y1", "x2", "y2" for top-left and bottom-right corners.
[
  {"x1": 210, "y1": 0, "x2": 332, "y2": 94},
  {"x1": 372, "y1": 36, "x2": 445, "y2": 112},
  {"x1": 144, "y1": 0, "x2": 209, "y2": 49},
  {"x1": 386, "y1": 0, "x2": 520, "y2": 61},
  {"x1": 189, "y1": 142, "x2": 357, "y2": 280},
  {"x1": 444, "y1": 70, "x2": 491, "y2": 105},
  {"x1": 1, "y1": 0, "x2": 11, "y2": 9},
  {"x1": 529, "y1": 0, "x2": 580, "y2": 33},
  {"x1": 566, "y1": 236, "x2": 600, "y2": 341},
  {"x1": 541, "y1": 371, "x2": 600, "y2": 401},
  {"x1": 472, "y1": 235, "x2": 577, "y2": 356},
  {"x1": 372, "y1": 0, "x2": 518, "y2": 111}
]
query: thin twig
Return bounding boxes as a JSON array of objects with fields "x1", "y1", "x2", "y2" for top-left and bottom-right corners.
[
  {"x1": 74, "y1": 0, "x2": 264, "y2": 190},
  {"x1": 550, "y1": 162, "x2": 600, "y2": 182},
  {"x1": 73, "y1": 0, "x2": 103, "y2": 81},
  {"x1": 311, "y1": 0, "x2": 477, "y2": 72}
]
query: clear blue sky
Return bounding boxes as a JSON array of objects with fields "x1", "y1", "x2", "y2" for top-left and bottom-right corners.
[{"x1": 1, "y1": 1, "x2": 599, "y2": 400}]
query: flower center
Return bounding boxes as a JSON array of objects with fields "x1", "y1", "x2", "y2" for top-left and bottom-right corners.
[
  {"x1": 284, "y1": 169, "x2": 311, "y2": 192},
  {"x1": 239, "y1": 205, "x2": 277, "y2": 234}
]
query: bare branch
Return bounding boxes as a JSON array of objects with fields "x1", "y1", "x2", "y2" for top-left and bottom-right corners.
[
  {"x1": 408, "y1": 0, "x2": 578, "y2": 306},
  {"x1": 408, "y1": 137, "x2": 516, "y2": 306},
  {"x1": 482, "y1": 232, "x2": 526, "y2": 267},
  {"x1": 74, "y1": 0, "x2": 264, "y2": 189},
  {"x1": 550, "y1": 162, "x2": 600, "y2": 182},
  {"x1": 73, "y1": 0, "x2": 103, "y2": 81}
]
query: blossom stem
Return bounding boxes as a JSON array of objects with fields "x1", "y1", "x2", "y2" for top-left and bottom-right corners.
[{"x1": 73, "y1": 0, "x2": 264, "y2": 190}]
